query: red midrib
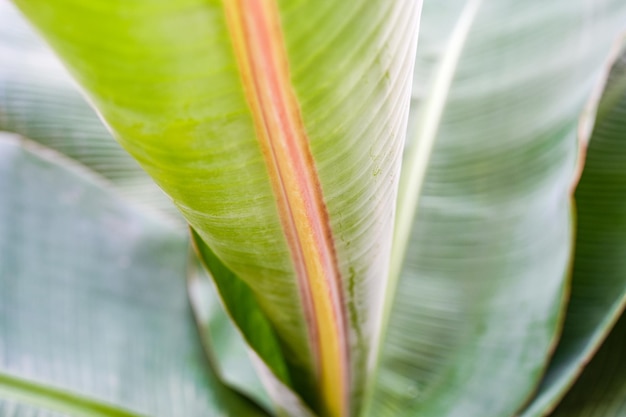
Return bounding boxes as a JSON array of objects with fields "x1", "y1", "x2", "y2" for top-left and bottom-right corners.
[{"x1": 223, "y1": 1, "x2": 350, "y2": 416}]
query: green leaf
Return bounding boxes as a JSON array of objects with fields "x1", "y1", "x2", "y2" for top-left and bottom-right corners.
[
  {"x1": 10, "y1": 1, "x2": 422, "y2": 415},
  {"x1": 520, "y1": 36, "x2": 626, "y2": 417},
  {"x1": 187, "y1": 255, "x2": 273, "y2": 412},
  {"x1": 191, "y1": 231, "x2": 317, "y2": 417},
  {"x1": 548, "y1": 312, "x2": 626, "y2": 416},
  {"x1": 367, "y1": 2, "x2": 626, "y2": 416},
  {"x1": 190, "y1": 234, "x2": 293, "y2": 413},
  {"x1": 1, "y1": 3, "x2": 270, "y2": 409},
  {"x1": 0, "y1": 1, "x2": 177, "y2": 219},
  {"x1": 0, "y1": 133, "x2": 268, "y2": 417},
  {"x1": 0, "y1": 401, "x2": 67, "y2": 417}
]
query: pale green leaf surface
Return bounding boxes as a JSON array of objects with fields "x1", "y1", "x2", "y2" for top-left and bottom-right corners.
[
  {"x1": 1, "y1": 401, "x2": 67, "y2": 417},
  {"x1": 0, "y1": 1, "x2": 178, "y2": 219},
  {"x1": 0, "y1": 133, "x2": 268, "y2": 417},
  {"x1": 520, "y1": 37, "x2": 626, "y2": 417},
  {"x1": 369, "y1": 2, "x2": 626, "y2": 417},
  {"x1": 11, "y1": 0, "x2": 421, "y2": 412}
]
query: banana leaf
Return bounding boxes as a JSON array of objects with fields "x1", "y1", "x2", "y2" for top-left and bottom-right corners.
[
  {"x1": 0, "y1": 1, "x2": 270, "y2": 407},
  {"x1": 0, "y1": 1, "x2": 176, "y2": 218},
  {"x1": 9, "y1": 0, "x2": 626, "y2": 416},
  {"x1": 521, "y1": 35, "x2": 626, "y2": 417},
  {"x1": 0, "y1": 133, "x2": 268, "y2": 417},
  {"x1": 367, "y1": 2, "x2": 626, "y2": 416},
  {"x1": 549, "y1": 313, "x2": 626, "y2": 416},
  {"x1": 9, "y1": 0, "x2": 422, "y2": 415}
]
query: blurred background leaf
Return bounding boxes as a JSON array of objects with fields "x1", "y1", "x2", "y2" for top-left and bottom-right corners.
[
  {"x1": 369, "y1": 1, "x2": 626, "y2": 417},
  {"x1": 0, "y1": 133, "x2": 269, "y2": 417},
  {"x1": 549, "y1": 313, "x2": 626, "y2": 416},
  {"x1": 187, "y1": 255, "x2": 274, "y2": 412},
  {"x1": 0, "y1": 0, "x2": 270, "y2": 410},
  {"x1": 520, "y1": 35, "x2": 626, "y2": 417},
  {"x1": 0, "y1": 0, "x2": 177, "y2": 219}
]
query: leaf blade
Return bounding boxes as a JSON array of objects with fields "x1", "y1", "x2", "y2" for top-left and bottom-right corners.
[
  {"x1": 10, "y1": 1, "x2": 422, "y2": 414},
  {"x1": 368, "y1": 2, "x2": 626, "y2": 416},
  {"x1": 0, "y1": 133, "x2": 268, "y2": 417},
  {"x1": 548, "y1": 312, "x2": 626, "y2": 417},
  {"x1": 520, "y1": 35, "x2": 626, "y2": 417},
  {"x1": 0, "y1": 1, "x2": 178, "y2": 219},
  {"x1": 222, "y1": 2, "x2": 350, "y2": 413},
  {"x1": 0, "y1": 373, "x2": 143, "y2": 417}
]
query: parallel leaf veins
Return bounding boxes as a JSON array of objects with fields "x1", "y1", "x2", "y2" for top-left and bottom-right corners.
[{"x1": 223, "y1": 1, "x2": 350, "y2": 415}]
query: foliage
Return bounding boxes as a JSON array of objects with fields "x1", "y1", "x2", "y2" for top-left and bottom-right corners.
[{"x1": 1, "y1": 1, "x2": 626, "y2": 416}]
